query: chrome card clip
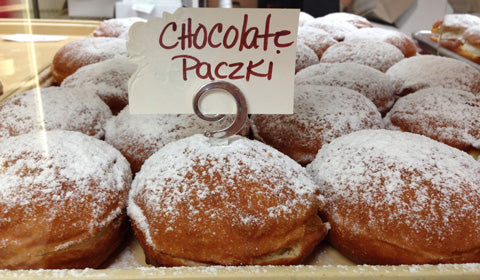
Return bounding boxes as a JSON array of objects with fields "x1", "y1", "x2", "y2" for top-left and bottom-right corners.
[{"x1": 193, "y1": 81, "x2": 248, "y2": 139}]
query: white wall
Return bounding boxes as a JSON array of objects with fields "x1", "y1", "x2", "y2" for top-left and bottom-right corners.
[{"x1": 394, "y1": 0, "x2": 454, "y2": 35}]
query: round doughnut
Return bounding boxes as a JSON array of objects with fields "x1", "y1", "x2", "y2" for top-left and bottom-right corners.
[
  {"x1": 61, "y1": 57, "x2": 136, "y2": 115},
  {"x1": 0, "y1": 86, "x2": 112, "y2": 139},
  {"x1": 307, "y1": 129, "x2": 480, "y2": 265},
  {"x1": 295, "y1": 41, "x2": 319, "y2": 73},
  {"x1": 345, "y1": 27, "x2": 417, "y2": 57},
  {"x1": 105, "y1": 106, "x2": 250, "y2": 173},
  {"x1": 321, "y1": 12, "x2": 373, "y2": 29},
  {"x1": 251, "y1": 85, "x2": 383, "y2": 166},
  {"x1": 0, "y1": 130, "x2": 131, "y2": 269},
  {"x1": 384, "y1": 87, "x2": 480, "y2": 153},
  {"x1": 297, "y1": 26, "x2": 337, "y2": 58},
  {"x1": 320, "y1": 39, "x2": 404, "y2": 72},
  {"x1": 299, "y1": 11, "x2": 314, "y2": 27},
  {"x1": 386, "y1": 55, "x2": 480, "y2": 97},
  {"x1": 52, "y1": 37, "x2": 128, "y2": 84},
  {"x1": 457, "y1": 25, "x2": 480, "y2": 64},
  {"x1": 93, "y1": 17, "x2": 146, "y2": 38},
  {"x1": 295, "y1": 63, "x2": 396, "y2": 114},
  {"x1": 303, "y1": 17, "x2": 358, "y2": 41},
  {"x1": 128, "y1": 134, "x2": 328, "y2": 266}
]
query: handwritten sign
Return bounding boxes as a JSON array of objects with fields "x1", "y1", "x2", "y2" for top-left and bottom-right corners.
[{"x1": 127, "y1": 8, "x2": 299, "y2": 114}]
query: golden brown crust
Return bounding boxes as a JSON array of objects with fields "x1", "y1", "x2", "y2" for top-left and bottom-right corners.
[
  {"x1": 384, "y1": 32, "x2": 417, "y2": 58},
  {"x1": 251, "y1": 86, "x2": 383, "y2": 166},
  {"x1": 128, "y1": 135, "x2": 328, "y2": 266},
  {"x1": 105, "y1": 109, "x2": 251, "y2": 174},
  {"x1": 384, "y1": 87, "x2": 480, "y2": 152},
  {"x1": 324, "y1": 209, "x2": 480, "y2": 265},
  {"x1": 133, "y1": 215, "x2": 327, "y2": 266},
  {"x1": 345, "y1": 28, "x2": 416, "y2": 57},
  {"x1": 51, "y1": 37, "x2": 127, "y2": 84},
  {"x1": 0, "y1": 130, "x2": 132, "y2": 269},
  {"x1": 0, "y1": 215, "x2": 129, "y2": 269},
  {"x1": 431, "y1": 18, "x2": 443, "y2": 34},
  {"x1": 386, "y1": 55, "x2": 480, "y2": 97},
  {"x1": 308, "y1": 129, "x2": 480, "y2": 265},
  {"x1": 93, "y1": 18, "x2": 145, "y2": 38}
]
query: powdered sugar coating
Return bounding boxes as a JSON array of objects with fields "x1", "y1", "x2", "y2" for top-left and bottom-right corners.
[
  {"x1": 304, "y1": 17, "x2": 357, "y2": 41},
  {"x1": 0, "y1": 130, "x2": 131, "y2": 250},
  {"x1": 442, "y1": 14, "x2": 480, "y2": 30},
  {"x1": 56, "y1": 37, "x2": 127, "y2": 67},
  {"x1": 307, "y1": 129, "x2": 480, "y2": 263},
  {"x1": 299, "y1": 12, "x2": 314, "y2": 27},
  {"x1": 61, "y1": 57, "x2": 136, "y2": 114},
  {"x1": 128, "y1": 134, "x2": 324, "y2": 249},
  {"x1": 105, "y1": 106, "x2": 250, "y2": 173},
  {"x1": 52, "y1": 37, "x2": 128, "y2": 84},
  {"x1": 93, "y1": 17, "x2": 146, "y2": 38},
  {"x1": 295, "y1": 41, "x2": 319, "y2": 72},
  {"x1": 345, "y1": 27, "x2": 416, "y2": 57},
  {"x1": 320, "y1": 12, "x2": 373, "y2": 29},
  {"x1": 295, "y1": 63, "x2": 396, "y2": 114},
  {"x1": 386, "y1": 55, "x2": 480, "y2": 96},
  {"x1": 384, "y1": 87, "x2": 480, "y2": 151},
  {"x1": 297, "y1": 26, "x2": 337, "y2": 58},
  {"x1": 251, "y1": 85, "x2": 383, "y2": 165},
  {"x1": 320, "y1": 39, "x2": 404, "y2": 72},
  {"x1": 0, "y1": 87, "x2": 112, "y2": 139}
]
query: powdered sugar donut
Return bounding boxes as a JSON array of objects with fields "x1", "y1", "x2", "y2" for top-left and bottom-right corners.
[
  {"x1": 0, "y1": 87, "x2": 112, "y2": 139},
  {"x1": 345, "y1": 27, "x2": 417, "y2": 57},
  {"x1": 304, "y1": 17, "x2": 357, "y2": 41},
  {"x1": 61, "y1": 57, "x2": 136, "y2": 115},
  {"x1": 93, "y1": 17, "x2": 146, "y2": 38},
  {"x1": 295, "y1": 63, "x2": 396, "y2": 114},
  {"x1": 295, "y1": 41, "x2": 319, "y2": 73},
  {"x1": 320, "y1": 39, "x2": 404, "y2": 72},
  {"x1": 0, "y1": 130, "x2": 131, "y2": 269},
  {"x1": 384, "y1": 87, "x2": 480, "y2": 153},
  {"x1": 52, "y1": 37, "x2": 128, "y2": 84},
  {"x1": 105, "y1": 106, "x2": 250, "y2": 173},
  {"x1": 128, "y1": 134, "x2": 328, "y2": 266},
  {"x1": 307, "y1": 129, "x2": 480, "y2": 264},
  {"x1": 386, "y1": 55, "x2": 480, "y2": 96},
  {"x1": 297, "y1": 26, "x2": 337, "y2": 58},
  {"x1": 251, "y1": 85, "x2": 383, "y2": 166},
  {"x1": 321, "y1": 12, "x2": 373, "y2": 29}
]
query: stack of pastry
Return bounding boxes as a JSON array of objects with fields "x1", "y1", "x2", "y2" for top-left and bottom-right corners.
[{"x1": 430, "y1": 13, "x2": 480, "y2": 64}]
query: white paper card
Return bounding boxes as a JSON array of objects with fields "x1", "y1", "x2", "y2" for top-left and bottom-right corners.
[{"x1": 127, "y1": 8, "x2": 299, "y2": 114}]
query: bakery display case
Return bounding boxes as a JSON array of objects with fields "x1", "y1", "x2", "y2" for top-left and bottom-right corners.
[{"x1": 1, "y1": 0, "x2": 480, "y2": 279}]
